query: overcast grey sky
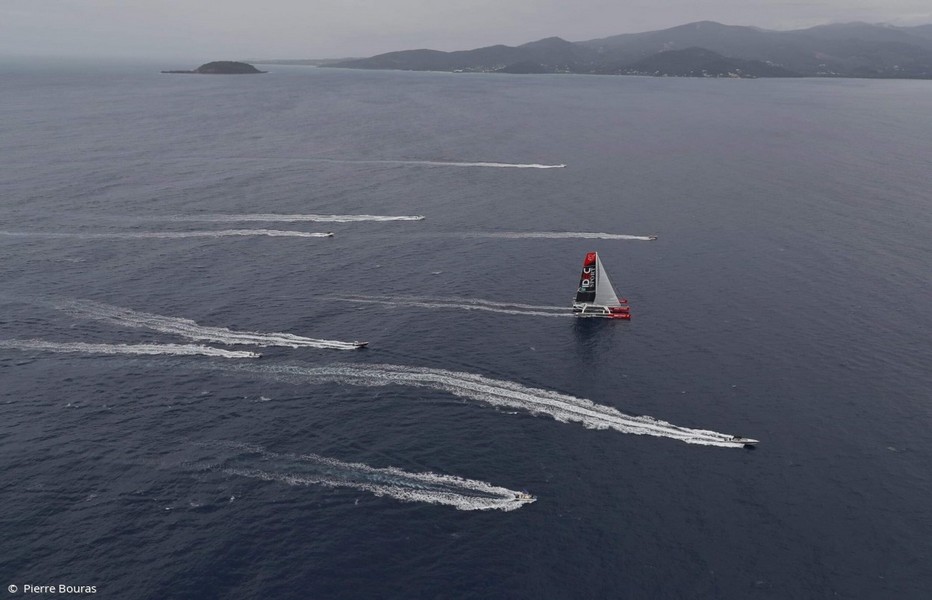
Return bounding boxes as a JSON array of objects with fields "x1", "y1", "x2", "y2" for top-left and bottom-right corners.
[{"x1": 2, "y1": 0, "x2": 931, "y2": 60}]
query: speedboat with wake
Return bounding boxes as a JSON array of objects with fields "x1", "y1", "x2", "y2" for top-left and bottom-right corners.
[
  {"x1": 572, "y1": 252, "x2": 631, "y2": 319},
  {"x1": 730, "y1": 435, "x2": 759, "y2": 447}
]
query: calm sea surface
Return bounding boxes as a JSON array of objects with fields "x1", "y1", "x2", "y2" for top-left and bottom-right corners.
[{"x1": 1, "y1": 60, "x2": 930, "y2": 599}]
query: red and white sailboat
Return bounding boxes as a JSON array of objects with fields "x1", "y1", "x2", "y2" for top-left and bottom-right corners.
[{"x1": 572, "y1": 252, "x2": 631, "y2": 319}]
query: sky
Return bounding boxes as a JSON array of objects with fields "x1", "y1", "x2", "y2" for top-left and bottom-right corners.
[{"x1": 2, "y1": 0, "x2": 931, "y2": 60}]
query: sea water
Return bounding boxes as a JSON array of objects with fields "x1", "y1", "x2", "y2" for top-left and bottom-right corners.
[{"x1": 1, "y1": 60, "x2": 930, "y2": 598}]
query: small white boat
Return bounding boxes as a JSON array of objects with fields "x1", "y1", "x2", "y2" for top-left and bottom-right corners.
[
  {"x1": 353, "y1": 341, "x2": 369, "y2": 349},
  {"x1": 730, "y1": 436, "x2": 759, "y2": 446}
]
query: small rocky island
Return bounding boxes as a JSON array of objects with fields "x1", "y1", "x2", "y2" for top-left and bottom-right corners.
[{"x1": 161, "y1": 61, "x2": 266, "y2": 74}]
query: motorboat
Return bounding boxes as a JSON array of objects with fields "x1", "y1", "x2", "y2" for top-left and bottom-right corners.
[{"x1": 730, "y1": 436, "x2": 759, "y2": 446}]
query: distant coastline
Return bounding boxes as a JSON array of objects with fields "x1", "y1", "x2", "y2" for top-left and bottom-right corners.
[{"x1": 307, "y1": 20, "x2": 932, "y2": 79}]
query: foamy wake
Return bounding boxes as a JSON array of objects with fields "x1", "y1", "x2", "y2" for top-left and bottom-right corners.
[
  {"x1": 57, "y1": 300, "x2": 362, "y2": 350},
  {"x1": 380, "y1": 160, "x2": 564, "y2": 169},
  {"x1": 325, "y1": 294, "x2": 571, "y2": 317},
  {"x1": 286, "y1": 158, "x2": 565, "y2": 169},
  {"x1": 158, "y1": 156, "x2": 564, "y2": 169},
  {"x1": 467, "y1": 232, "x2": 654, "y2": 240},
  {"x1": 0, "y1": 229, "x2": 332, "y2": 239},
  {"x1": 161, "y1": 214, "x2": 425, "y2": 223},
  {"x1": 225, "y1": 363, "x2": 752, "y2": 447},
  {"x1": 0, "y1": 339, "x2": 259, "y2": 358},
  {"x1": 215, "y1": 443, "x2": 533, "y2": 511}
]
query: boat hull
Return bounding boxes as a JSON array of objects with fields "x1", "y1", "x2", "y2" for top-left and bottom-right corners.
[
  {"x1": 731, "y1": 437, "x2": 759, "y2": 446},
  {"x1": 572, "y1": 303, "x2": 630, "y2": 319}
]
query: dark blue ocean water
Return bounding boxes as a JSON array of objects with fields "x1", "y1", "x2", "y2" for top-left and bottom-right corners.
[{"x1": 1, "y1": 60, "x2": 930, "y2": 599}]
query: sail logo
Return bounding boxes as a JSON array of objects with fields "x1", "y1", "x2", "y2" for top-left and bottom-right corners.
[{"x1": 578, "y1": 266, "x2": 595, "y2": 291}]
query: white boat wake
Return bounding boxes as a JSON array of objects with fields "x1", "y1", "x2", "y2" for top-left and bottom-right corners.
[
  {"x1": 56, "y1": 300, "x2": 363, "y2": 350},
  {"x1": 223, "y1": 363, "x2": 753, "y2": 448},
  {"x1": 143, "y1": 156, "x2": 564, "y2": 169},
  {"x1": 214, "y1": 443, "x2": 533, "y2": 511},
  {"x1": 0, "y1": 229, "x2": 332, "y2": 239},
  {"x1": 324, "y1": 294, "x2": 572, "y2": 317},
  {"x1": 264, "y1": 158, "x2": 565, "y2": 169},
  {"x1": 466, "y1": 232, "x2": 655, "y2": 240},
  {"x1": 158, "y1": 214, "x2": 425, "y2": 223},
  {"x1": 0, "y1": 339, "x2": 259, "y2": 358},
  {"x1": 374, "y1": 160, "x2": 564, "y2": 169}
]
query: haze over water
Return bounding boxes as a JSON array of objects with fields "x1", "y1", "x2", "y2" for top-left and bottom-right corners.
[{"x1": 1, "y1": 61, "x2": 930, "y2": 598}]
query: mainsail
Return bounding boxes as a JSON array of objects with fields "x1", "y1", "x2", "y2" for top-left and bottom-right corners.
[{"x1": 574, "y1": 252, "x2": 598, "y2": 303}]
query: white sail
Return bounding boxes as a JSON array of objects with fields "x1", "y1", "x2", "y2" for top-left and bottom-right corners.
[{"x1": 593, "y1": 255, "x2": 622, "y2": 307}]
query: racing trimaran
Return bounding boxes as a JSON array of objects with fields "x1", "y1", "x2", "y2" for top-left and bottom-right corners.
[{"x1": 572, "y1": 252, "x2": 631, "y2": 319}]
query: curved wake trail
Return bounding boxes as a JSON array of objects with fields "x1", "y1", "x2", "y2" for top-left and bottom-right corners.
[
  {"x1": 57, "y1": 300, "x2": 362, "y2": 350},
  {"x1": 160, "y1": 214, "x2": 425, "y2": 223},
  {"x1": 0, "y1": 339, "x2": 259, "y2": 358},
  {"x1": 467, "y1": 232, "x2": 654, "y2": 240},
  {"x1": 215, "y1": 443, "x2": 532, "y2": 511},
  {"x1": 224, "y1": 363, "x2": 752, "y2": 448},
  {"x1": 0, "y1": 229, "x2": 332, "y2": 239},
  {"x1": 325, "y1": 294, "x2": 571, "y2": 317}
]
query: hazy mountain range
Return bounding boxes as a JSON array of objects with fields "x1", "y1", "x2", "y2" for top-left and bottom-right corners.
[{"x1": 318, "y1": 21, "x2": 932, "y2": 78}]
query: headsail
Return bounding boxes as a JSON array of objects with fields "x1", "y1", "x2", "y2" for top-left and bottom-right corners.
[{"x1": 593, "y1": 255, "x2": 623, "y2": 307}]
